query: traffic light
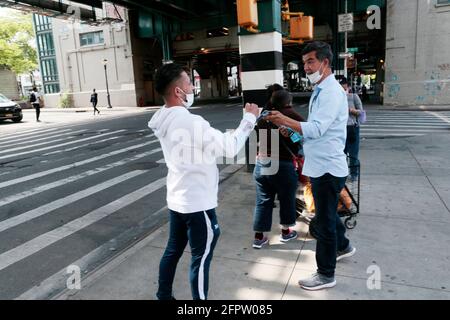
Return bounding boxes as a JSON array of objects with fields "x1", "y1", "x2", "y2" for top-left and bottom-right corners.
[
  {"x1": 290, "y1": 15, "x2": 314, "y2": 40},
  {"x1": 281, "y1": 0, "x2": 290, "y2": 21},
  {"x1": 237, "y1": 0, "x2": 259, "y2": 33}
]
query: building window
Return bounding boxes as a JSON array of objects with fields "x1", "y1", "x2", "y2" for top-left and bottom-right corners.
[
  {"x1": 437, "y1": 0, "x2": 450, "y2": 5},
  {"x1": 34, "y1": 15, "x2": 52, "y2": 32},
  {"x1": 79, "y1": 31, "x2": 104, "y2": 47},
  {"x1": 37, "y1": 33, "x2": 55, "y2": 56}
]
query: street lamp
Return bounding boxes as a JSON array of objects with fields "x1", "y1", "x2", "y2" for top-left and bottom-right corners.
[{"x1": 102, "y1": 58, "x2": 112, "y2": 108}]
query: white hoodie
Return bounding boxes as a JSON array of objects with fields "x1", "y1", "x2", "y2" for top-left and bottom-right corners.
[{"x1": 148, "y1": 106, "x2": 256, "y2": 213}]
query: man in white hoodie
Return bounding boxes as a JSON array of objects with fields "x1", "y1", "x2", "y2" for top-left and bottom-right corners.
[{"x1": 148, "y1": 63, "x2": 259, "y2": 300}]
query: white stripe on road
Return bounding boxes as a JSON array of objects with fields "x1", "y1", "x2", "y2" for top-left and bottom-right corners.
[
  {"x1": 198, "y1": 211, "x2": 214, "y2": 300},
  {"x1": 361, "y1": 133, "x2": 423, "y2": 137},
  {"x1": 367, "y1": 116, "x2": 448, "y2": 119},
  {"x1": 42, "y1": 136, "x2": 120, "y2": 156},
  {"x1": 361, "y1": 128, "x2": 449, "y2": 132},
  {"x1": 0, "y1": 176, "x2": 166, "y2": 272},
  {"x1": 0, "y1": 148, "x2": 162, "y2": 208},
  {"x1": 362, "y1": 124, "x2": 449, "y2": 129},
  {"x1": 0, "y1": 127, "x2": 64, "y2": 142},
  {"x1": 363, "y1": 121, "x2": 448, "y2": 127},
  {"x1": 0, "y1": 129, "x2": 74, "y2": 148},
  {"x1": 0, "y1": 170, "x2": 146, "y2": 233},
  {"x1": 427, "y1": 111, "x2": 450, "y2": 124},
  {"x1": 14, "y1": 164, "x2": 236, "y2": 299},
  {"x1": 0, "y1": 130, "x2": 127, "y2": 161},
  {"x1": 0, "y1": 130, "x2": 87, "y2": 155},
  {"x1": 0, "y1": 138, "x2": 159, "y2": 189},
  {"x1": 42, "y1": 133, "x2": 154, "y2": 156}
]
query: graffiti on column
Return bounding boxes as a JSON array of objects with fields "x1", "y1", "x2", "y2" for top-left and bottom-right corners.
[
  {"x1": 424, "y1": 71, "x2": 443, "y2": 97},
  {"x1": 387, "y1": 72, "x2": 400, "y2": 98}
]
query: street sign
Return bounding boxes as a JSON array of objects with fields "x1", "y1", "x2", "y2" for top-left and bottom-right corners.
[
  {"x1": 339, "y1": 52, "x2": 353, "y2": 59},
  {"x1": 338, "y1": 13, "x2": 353, "y2": 32},
  {"x1": 347, "y1": 47, "x2": 359, "y2": 53}
]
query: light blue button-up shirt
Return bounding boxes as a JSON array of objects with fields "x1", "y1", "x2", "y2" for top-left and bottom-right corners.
[{"x1": 301, "y1": 74, "x2": 349, "y2": 178}]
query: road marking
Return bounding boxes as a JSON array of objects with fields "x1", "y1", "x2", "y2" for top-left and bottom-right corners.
[
  {"x1": 0, "y1": 149, "x2": 162, "y2": 208},
  {"x1": 42, "y1": 136, "x2": 120, "y2": 156},
  {"x1": 0, "y1": 127, "x2": 64, "y2": 142},
  {"x1": 0, "y1": 170, "x2": 147, "y2": 233},
  {"x1": 0, "y1": 129, "x2": 74, "y2": 147},
  {"x1": 0, "y1": 130, "x2": 127, "y2": 160},
  {"x1": 0, "y1": 176, "x2": 166, "y2": 272},
  {"x1": 361, "y1": 133, "x2": 423, "y2": 137},
  {"x1": 427, "y1": 111, "x2": 450, "y2": 124},
  {"x1": 0, "y1": 138, "x2": 159, "y2": 189},
  {"x1": 0, "y1": 130, "x2": 87, "y2": 155},
  {"x1": 361, "y1": 127, "x2": 449, "y2": 132},
  {"x1": 42, "y1": 133, "x2": 154, "y2": 156}
]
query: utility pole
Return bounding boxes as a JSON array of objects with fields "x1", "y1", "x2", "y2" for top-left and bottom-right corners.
[{"x1": 344, "y1": 0, "x2": 348, "y2": 79}]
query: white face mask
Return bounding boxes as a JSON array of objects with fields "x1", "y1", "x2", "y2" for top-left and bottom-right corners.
[
  {"x1": 177, "y1": 87, "x2": 194, "y2": 109},
  {"x1": 306, "y1": 62, "x2": 324, "y2": 85}
]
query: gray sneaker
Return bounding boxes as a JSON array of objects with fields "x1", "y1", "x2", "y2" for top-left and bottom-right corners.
[
  {"x1": 298, "y1": 273, "x2": 336, "y2": 291},
  {"x1": 336, "y1": 244, "x2": 356, "y2": 262}
]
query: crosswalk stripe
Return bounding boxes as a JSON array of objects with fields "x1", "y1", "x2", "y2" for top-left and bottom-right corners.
[
  {"x1": 42, "y1": 136, "x2": 119, "y2": 156},
  {"x1": 362, "y1": 125, "x2": 449, "y2": 129},
  {"x1": 0, "y1": 138, "x2": 159, "y2": 189},
  {"x1": 0, "y1": 129, "x2": 127, "y2": 161},
  {"x1": 0, "y1": 148, "x2": 162, "y2": 208},
  {"x1": 0, "y1": 129, "x2": 75, "y2": 148},
  {"x1": 14, "y1": 163, "x2": 237, "y2": 300},
  {"x1": 359, "y1": 111, "x2": 450, "y2": 138},
  {"x1": 361, "y1": 128, "x2": 448, "y2": 132},
  {"x1": 427, "y1": 111, "x2": 450, "y2": 124},
  {"x1": 363, "y1": 120, "x2": 449, "y2": 127},
  {"x1": 0, "y1": 170, "x2": 147, "y2": 233},
  {"x1": 0, "y1": 127, "x2": 63, "y2": 142},
  {"x1": 0, "y1": 175, "x2": 166, "y2": 272},
  {"x1": 366, "y1": 115, "x2": 448, "y2": 119},
  {"x1": 0, "y1": 130, "x2": 87, "y2": 155},
  {"x1": 42, "y1": 133, "x2": 154, "y2": 157},
  {"x1": 361, "y1": 133, "x2": 423, "y2": 137}
]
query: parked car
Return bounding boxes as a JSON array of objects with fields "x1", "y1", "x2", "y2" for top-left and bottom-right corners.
[{"x1": 0, "y1": 93, "x2": 23, "y2": 123}]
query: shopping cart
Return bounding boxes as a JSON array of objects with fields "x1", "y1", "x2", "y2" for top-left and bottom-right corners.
[
  {"x1": 337, "y1": 156, "x2": 360, "y2": 229},
  {"x1": 296, "y1": 156, "x2": 360, "y2": 229}
]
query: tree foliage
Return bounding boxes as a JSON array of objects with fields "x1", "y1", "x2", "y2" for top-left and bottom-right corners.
[{"x1": 0, "y1": 10, "x2": 37, "y2": 74}]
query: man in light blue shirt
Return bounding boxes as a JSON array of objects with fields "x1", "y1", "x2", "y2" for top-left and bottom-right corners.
[{"x1": 265, "y1": 41, "x2": 356, "y2": 291}]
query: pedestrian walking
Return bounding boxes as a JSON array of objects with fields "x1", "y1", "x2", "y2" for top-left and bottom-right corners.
[
  {"x1": 29, "y1": 87, "x2": 41, "y2": 122},
  {"x1": 90, "y1": 89, "x2": 100, "y2": 115}
]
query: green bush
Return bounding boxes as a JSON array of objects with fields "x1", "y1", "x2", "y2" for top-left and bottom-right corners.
[{"x1": 59, "y1": 92, "x2": 73, "y2": 108}]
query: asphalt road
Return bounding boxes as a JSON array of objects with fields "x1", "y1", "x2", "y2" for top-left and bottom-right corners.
[{"x1": 0, "y1": 102, "x2": 449, "y2": 299}]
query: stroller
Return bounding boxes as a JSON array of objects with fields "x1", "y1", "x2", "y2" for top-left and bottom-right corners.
[{"x1": 296, "y1": 156, "x2": 360, "y2": 229}]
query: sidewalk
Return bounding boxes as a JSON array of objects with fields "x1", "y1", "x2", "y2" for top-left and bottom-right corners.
[{"x1": 57, "y1": 133, "x2": 450, "y2": 300}]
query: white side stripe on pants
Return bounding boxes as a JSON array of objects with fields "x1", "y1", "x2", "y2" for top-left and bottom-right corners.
[{"x1": 198, "y1": 211, "x2": 214, "y2": 300}]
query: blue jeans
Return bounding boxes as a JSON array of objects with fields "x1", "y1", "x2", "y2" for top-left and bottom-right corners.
[
  {"x1": 253, "y1": 159, "x2": 298, "y2": 232},
  {"x1": 344, "y1": 125, "x2": 360, "y2": 177},
  {"x1": 157, "y1": 209, "x2": 220, "y2": 300},
  {"x1": 309, "y1": 174, "x2": 349, "y2": 278}
]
